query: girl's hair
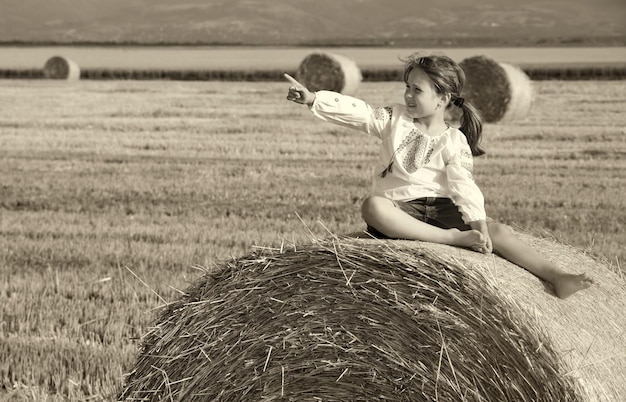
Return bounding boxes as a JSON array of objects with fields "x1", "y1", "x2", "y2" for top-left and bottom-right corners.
[{"x1": 402, "y1": 53, "x2": 485, "y2": 156}]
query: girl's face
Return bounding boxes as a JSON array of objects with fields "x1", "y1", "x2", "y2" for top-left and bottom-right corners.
[{"x1": 403, "y1": 67, "x2": 444, "y2": 119}]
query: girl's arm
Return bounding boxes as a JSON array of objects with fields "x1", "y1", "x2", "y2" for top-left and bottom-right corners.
[
  {"x1": 285, "y1": 74, "x2": 389, "y2": 138},
  {"x1": 446, "y1": 132, "x2": 492, "y2": 252},
  {"x1": 446, "y1": 150, "x2": 485, "y2": 223}
]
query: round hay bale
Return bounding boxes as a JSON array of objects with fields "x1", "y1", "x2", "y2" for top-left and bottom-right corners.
[
  {"x1": 296, "y1": 52, "x2": 362, "y2": 95},
  {"x1": 43, "y1": 56, "x2": 80, "y2": 80},
  {"x1": 119, "y1": 233, "x2": 625, "y2": 401},
  {"x1": 458, "y1": 55, "x2": 533, "y2": 123}
]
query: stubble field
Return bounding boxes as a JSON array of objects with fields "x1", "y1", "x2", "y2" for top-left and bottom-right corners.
[{"x1": 0, "y1": 78, "x2": 624, "y2": 400}]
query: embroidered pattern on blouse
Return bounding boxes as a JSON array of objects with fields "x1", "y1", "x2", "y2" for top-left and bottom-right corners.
[
  {"x1": 373, "y1": 106, "x2": 392, "y2": 121},
  {"x1": 458, "y1": 149, "x2": 474, "y2": 179},
  {"x1": 400, "y1": 130, "x2": 433, "y2": 173},
  {"x1": 379, "y1": 125, "x2": 445, "y2": 178}
]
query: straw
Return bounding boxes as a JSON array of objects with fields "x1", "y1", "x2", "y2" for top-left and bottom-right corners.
[{"x1": 116, "y1": 230, "x2": 626, "y2": 401}]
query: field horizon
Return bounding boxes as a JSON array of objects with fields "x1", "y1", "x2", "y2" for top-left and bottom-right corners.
[{"x1": 2, "y1": 45, "x2": 626, "y2": 83}]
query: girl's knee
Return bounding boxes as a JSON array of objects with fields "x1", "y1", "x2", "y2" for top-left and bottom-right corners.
[
  {"x1": 487, "y1": 222, "x2": 514, "y2": 253},
  {"x1": 361, "y1": 196, "x2": 392, "y2": 223}
]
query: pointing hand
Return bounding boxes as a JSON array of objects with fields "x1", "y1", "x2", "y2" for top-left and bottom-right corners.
[{"x1": 284, "y1": 73, "x2": 315, "y2": 105}]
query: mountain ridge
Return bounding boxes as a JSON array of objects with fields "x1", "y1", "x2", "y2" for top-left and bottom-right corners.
[{"x1": 1, "y1": 0, "x2": 624, "y2": 46}]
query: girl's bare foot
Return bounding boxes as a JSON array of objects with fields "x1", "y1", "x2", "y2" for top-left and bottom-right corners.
[
  {"x1": 553, "y1": 272, "x2": 594, "y2": 299},
  {"x1": 448, "y1": 229, "x2": 485, "y2": 250}
]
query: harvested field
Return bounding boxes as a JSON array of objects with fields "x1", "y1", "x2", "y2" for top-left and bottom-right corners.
[{"x1": 0, "y1": 79, "x2": 624, "y2": 400}]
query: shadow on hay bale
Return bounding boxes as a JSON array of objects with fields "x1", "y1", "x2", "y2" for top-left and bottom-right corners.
[
  {"x1": 119, "y1": 233, "x2": 625, "y2": 401},
  {"x1": 454, "y1": 55, "x2": 533, "y2": 124},
  {"x1": 296, "y1": 52, "x2": 362, "y2": 96}
]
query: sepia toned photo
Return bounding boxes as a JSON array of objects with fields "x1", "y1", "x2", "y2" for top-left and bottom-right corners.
[{"x1": 0, "y1": 1, "x2": 624, "y2": 401}]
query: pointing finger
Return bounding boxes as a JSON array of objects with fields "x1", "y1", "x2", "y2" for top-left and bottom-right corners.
[{"x1": 283, "y1": 73, "x2": 304, "y2": 88}]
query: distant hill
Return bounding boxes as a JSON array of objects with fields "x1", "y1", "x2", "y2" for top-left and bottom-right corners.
[{"x1": 1, "y1": 0, "x2": 624, "y2": 46}]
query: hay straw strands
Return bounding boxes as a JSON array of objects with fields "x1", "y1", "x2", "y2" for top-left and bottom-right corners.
[
  {"x1": 43, "y1": 56, "x2": 80, "y2": 80},
  {"x1": 296, "y1": 52, "x2": 362, "y2": 96},
  {"x1": 459, "y1": 55, "x2": 533, "y2": 123},
  {"x1": 117, "y1": 235, "x2": 618, "y2": 401}
]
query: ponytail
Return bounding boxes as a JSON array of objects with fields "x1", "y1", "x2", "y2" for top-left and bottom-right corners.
[{"x1": 455, "y1": 99, "x2": 485, "y2": 157}]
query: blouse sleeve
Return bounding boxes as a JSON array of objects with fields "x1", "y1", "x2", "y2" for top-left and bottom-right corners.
[
  {"x1": 310, "y1": 90, "x2": 391, "y2": 139},
  {"x1": 445, "y1": 132, "x2": 487, "y2": 223}
]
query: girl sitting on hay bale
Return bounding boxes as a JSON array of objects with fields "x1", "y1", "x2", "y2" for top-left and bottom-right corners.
[{"x1": 285, "y1": 52, "x2": 593, "y2": 299}]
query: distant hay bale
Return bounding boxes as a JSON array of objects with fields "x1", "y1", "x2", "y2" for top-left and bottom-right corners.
[
  {"x1": 118, "y1": 232, "x2": 625, "y2": 401},
  {"x1": 296, "y1": 52, "x2": 362, "y2": 95},
  {"x1": 459, "y1": 55, "x2": 533, "y2": 123},
  {"x1": 43, "y1": 56, "x2": 80, "y2": 80}
]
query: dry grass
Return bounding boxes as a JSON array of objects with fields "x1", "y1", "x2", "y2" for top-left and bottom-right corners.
[{"x1": 119, "y1": 229, "x2": 625, "y2": 401}]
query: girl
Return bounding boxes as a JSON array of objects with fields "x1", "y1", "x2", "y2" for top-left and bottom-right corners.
[{"x1": 285, "y1": 52, "x2": 593, "y2": 299}]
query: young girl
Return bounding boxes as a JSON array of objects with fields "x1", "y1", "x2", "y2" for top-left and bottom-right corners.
[{"x1": 285, "y1": 52, "x2": 593, "y2": 299}]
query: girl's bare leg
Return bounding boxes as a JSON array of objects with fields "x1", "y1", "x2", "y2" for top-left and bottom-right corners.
[
  {"x1": 488, "y1": 222, "x2": 593, "y2": 299},
  {"x1": 361, "y1": 196, "x2": 485, "y2": 249}
]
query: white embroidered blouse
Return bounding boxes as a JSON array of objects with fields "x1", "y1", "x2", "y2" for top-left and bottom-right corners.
[{"x1": 310, "y1": 90, "x2": 487, "y2": 223}]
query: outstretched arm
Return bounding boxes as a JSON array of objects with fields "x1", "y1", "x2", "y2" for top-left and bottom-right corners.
[{"x1": 284, "y1": 73, "x2": 390, "y2": 138}]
